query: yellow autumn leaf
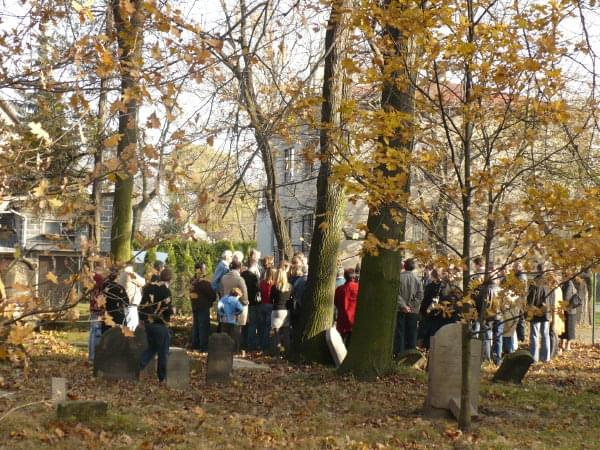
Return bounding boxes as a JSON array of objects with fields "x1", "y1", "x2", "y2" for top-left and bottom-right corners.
[
  {"x1": 103, "y1": 134, "x2": 122, "y2": 148},
  {"x1": 7, "y1": 324, "x2": 33, "y2": 345},
  {"x1": 103, "y1": 313, "x2": 115, "y2": 327},
  {"x1": 96, "y1": 294, "x2": 106, "y2": 308},
  {"x1": 33, "y1": 179, "x2": 49, "y2": 197},
  {"x1": 46, "y1": 272, "x2": 59, "y2": 284},
  {"x1": 48, "y1": 197, "x2": 63, "y2": 209},
  {"x1": 28, "y1": 121, "x2": 51, "y2": 144}
]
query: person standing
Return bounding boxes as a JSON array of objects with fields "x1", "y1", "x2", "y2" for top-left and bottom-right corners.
[
  {"x1": 220, "y1": 260, "x2": 248, "y2": 352},
  {"x1": 211, "y1": 250, "x2": 232, "y2": 291},
  {"x1": 101, "y1": 269, "x2": 129, "y2": 333},
  {"x1": 190, "y1": 262, "x2": 216, "y2": 351},
  {"x1": 270, "y1": 269, "x2": 292, "y2": 355},
  {"x1": 334, "y1": 268, "x2": 359, "y2": 345},
  {"x1": 394, "y1": 259, "x2": 423, "y2": 357},
  {"x1": 88, "y1": 272, "x2": 105, "y2": 364},
  {"x1": 560, "y1": 278, "x2": 578, "y2": 351},
  {"x1": 217, "y1": 288, "x2": 245, "y2": 349},
  {"x1": 258, "y1": 267, "x2": 276, "y2": 351},
  {"x1": 527, "y1": 267, "x2": 551, "y2": 363},
  {"x1": 139, "y1": 269, "x2": 174, "y2": 383},
  {"x1": 119, "y1": 266, "x2": 145, "y2": 332},
  {"x1": 241, "y1": 249, "x2": 261, "y2": 350}
]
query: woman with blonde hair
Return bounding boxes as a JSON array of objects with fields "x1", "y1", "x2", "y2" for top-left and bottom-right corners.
[{"x1": 270, "y1": 268, "x2": 292, "y2": 355}]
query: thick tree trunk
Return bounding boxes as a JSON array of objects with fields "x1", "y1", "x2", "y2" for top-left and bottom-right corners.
[
  {"x1": 110, "y1": 0, "x2": 144, "y2": 263},
  {"x1": 295, "y1": 0, "x2": 349, "y2": 364},
  {"x1": 339, "y1": 3, "x2": 416, "y2": 379}
]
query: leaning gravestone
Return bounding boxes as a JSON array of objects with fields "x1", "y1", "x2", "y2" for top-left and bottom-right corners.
[
  {"x1": 425, "y1": 323, "x2": 482, "y2": 419},
  {"x1": 166, "y1": 347, "x2": 190, "y2": 389},
  {"x1": 94, "y1": 326, "x2": 148, "y2": 381},
  {"x1": 397, "y1": 349, "x2": 426, "y2": 369},
  {"x1": 493, "y1": 349, "x2": 534, "y2": 384},
  {"x1": 325, "y1": 327, "x2": 347, "y2": 368},
  {"x1": 206, "y1": 333, "x2": 234, "y2": 385}
]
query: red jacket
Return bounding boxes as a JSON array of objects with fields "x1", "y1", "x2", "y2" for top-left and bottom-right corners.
[{"x1": 334, "y1": 281, "x2": 358, "y2": 334}]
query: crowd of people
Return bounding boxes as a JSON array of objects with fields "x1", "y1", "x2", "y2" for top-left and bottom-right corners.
[{"x1": 88, "y1": 250, "x2": 586, "y2": 382}]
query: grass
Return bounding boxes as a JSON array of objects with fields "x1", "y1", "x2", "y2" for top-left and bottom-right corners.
[{"x1": 1, "y1": 329, "x2": 600, "y2": 449}]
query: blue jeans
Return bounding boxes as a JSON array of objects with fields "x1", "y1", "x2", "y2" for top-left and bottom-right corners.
[
  {"x1": 530, "y1": 320, "x2": 550, "y2": 362},
  {"x1": 141, "y1": 323, "x2": 171, "y2": 381},
  {"x1": 394, "y1": 312, "x2": 418, "y2": 357},
  {"x1": 483, "y1": 319, "x2": 504, "y2": 364},
  {"x1": 88, "y1": 314, "x2": 103, "y2": 363},
  {"x1": 257, "y1": 303, "x2": 273, "y2": 350},
  {"x1": 245, "y1": 305, "x2": 260, "y2": 350},
  {"x1": 191, "y1": 309, "x2": 210, "y2": 351},
  {"x1": 502, "y1": 334, "x2": 516, "y2": 355}
]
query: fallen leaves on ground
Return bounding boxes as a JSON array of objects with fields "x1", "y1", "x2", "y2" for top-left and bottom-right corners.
[{"x1": 0, "y1": 330, "x2": 599, "y2": 449}]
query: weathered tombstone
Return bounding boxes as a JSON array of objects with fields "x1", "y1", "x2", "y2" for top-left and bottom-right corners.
[
  {"x1": 166, "y1": 347, "x2": 190, "y2": 389},
  {"x1": 397, "y1": 349, "x2": 426, "y2": 369},
  {"x1": 51, "y1": 377, "x2": 67, "y2": 403},
  {"x1": 56, "y1": 400, "x2": 107, "y2": 420},
  {"x1": 325, "y1": 327, "x2": 347, "y2": 368},
  {"x1": 425, "y1": 323, "x2": 482, "y2": 419},
  {"x1": 93, "y1": 326, "x2": 148, "y2": 381},
  {"x1": 3, "y1": 259, "x2": 35, "y2": 317},
  {"x1": 206, "y1": 333, "x2": 234, "y2": 385},
  {"x1": 493, "y1": 349, "x2": 534, "y2": 384}
]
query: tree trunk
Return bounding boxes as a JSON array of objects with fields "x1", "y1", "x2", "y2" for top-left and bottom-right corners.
[
  {"x1": 294, "y1": 0, "x2": 349, "y2": 364},
  {"x1": 110, "y1": 0, "x2": 144, "y2": 263},
  {"x1": 458, "y1": 0, "x2": 475, "y2": 431},
  {"x1": 339, "y1": 2, "x2": 416, "y2": 379}
]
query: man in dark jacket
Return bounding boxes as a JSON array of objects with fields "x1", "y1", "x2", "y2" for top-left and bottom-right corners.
[
  {"x1": 140, "y1": 268, "x2": 174, "y2": 382},
  {"x1": 190, "y1": 262, "x2": 216, "y2": 351},
  {"x1": 527, "y1": 268, "x2": 550, "y2": 362},
  {"x1": 101, "y1": 269, "x2": 129, "y2": 333},
  {"x1": 241, "y1": 258, "x2": 260, "y2": 351}
]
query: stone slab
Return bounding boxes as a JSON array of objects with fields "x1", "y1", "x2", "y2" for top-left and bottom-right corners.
[
  {"x1": 232, "y1": 358, "x2": 271, "y2": 371},
  {"x1": 426, "y1": 323, "x2": 481, "y2": 415},
  {"x1": 325, "y1": 327, "x2": 347, "y2": 368},
  {"x1": 94, "y1": 326, "x2": 148, "y2": 381},
  {"x1": 397, "y1": 349, "x2": 426, "y2": 369},
  {"x1": 51, "y1": 377, "x2": 67, "y2": 403},
  {"x1": 166, "y1": 347, "x2": 190, "y2": 389},
  {"x1": 56, "y1": 400, "x2": 108, "y2": 420},
  {"x1": 493, "y1": 349, "x2": 534, "y2": 384},
  {"x1": 206, "y1": 333, "x2": 234, "y2": 385}
]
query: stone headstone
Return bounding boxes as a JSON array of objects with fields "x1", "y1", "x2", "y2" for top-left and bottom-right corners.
[
  {"x1": 493, "y1": 349, "x2": 534, "y2": 384},
  {"x1": 397, "y1": 349, "x2": 426, "y2": 369},
  {"x1": 166, "y1": 347, "x2": 190, "y2": 389},
  {"x1": 94, "y1": 326, "x2": 148, "y2": 381},
  {"x1": 56, "y1": 400, "x2": 107, "y2": 420},
  {"x1": 425, "y1": 323, "x2": 481, "y2": 418},
  {"x1": 325, "y1": 327, "x2": 347, "y2": 368},
  {"x1": 206, "y1": 333, "x2": 234, "y2": 385},
  {"x1": 233, "y1": 358, "x2": 271, "y2": 371},
  {"x1": 51, "y1": 377, "x2": 67, "y2": 403}
]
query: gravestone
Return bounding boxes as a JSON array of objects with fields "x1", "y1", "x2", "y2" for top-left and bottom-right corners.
[
  {"x1": 325, "y1": 327, "x2": 347, "y2": 367},
  {"x1": 3, "y1": 259, "x2": 35, "y2": 317},
  {"x1": 51, "y1": 377, "x2": 67, "y2": 403},
  {"x1": 425, "y1": 323, "x2": 482, "y2": 419},
  {"x1": 94, "y1": 326, "x2": 148, "y2": 381},
  {"x1": 206, "y1": 333, "x2": 234, "y2": 385},
  {"x1": 166, "y1": 347, "x2": 190, "y2": 389},
  {"x1": 493, "y1": 349, "x2": 534, "y2": 384},
  {"x1": 56, "y1": 400, "x2": 107, "y2": 420}
]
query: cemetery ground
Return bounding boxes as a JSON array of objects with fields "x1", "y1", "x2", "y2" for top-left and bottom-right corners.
[{"x1": 1, "y1": 325, "x2": 600, "y2": 449}]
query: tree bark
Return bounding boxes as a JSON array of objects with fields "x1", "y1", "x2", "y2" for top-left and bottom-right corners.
[
  {"x1": 110, "y1": 0, "x2": 144, "y2": 263},
  {"x1": 339, "y1": 2, "x2": 416, "y2": 379},
  {"x1": 294, "y1": 0, "x2": 349, "y2": 364}
]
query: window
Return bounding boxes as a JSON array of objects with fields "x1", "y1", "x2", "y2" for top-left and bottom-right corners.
[
  {"x1": 285, "y1": 217, "x2": 293, "y2": 241},
  {"x1": 301, "y1": 213, "x2": 314, "y2": 253},
  {"x1": 43, "y1": 221, "x2": 76, "y2": 239},
  {"x1": 283, "y1": 147, "x2": 294, "y2": 182}
]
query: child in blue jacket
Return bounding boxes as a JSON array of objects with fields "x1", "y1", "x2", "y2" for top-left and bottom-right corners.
[{"x1": 217, "y1": 288, "x2": 244, "y2": 351}]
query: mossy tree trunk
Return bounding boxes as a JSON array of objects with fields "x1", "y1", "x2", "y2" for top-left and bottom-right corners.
[
  {"x1": 339, "y1": 1, "x2": 416, "y2": 379},
  {"x1": 110, "y1": 0, "x2": 144, "y2": 263},
  {"x1": 294, "y1": 0, "x2": 349, "y2": 364}
]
